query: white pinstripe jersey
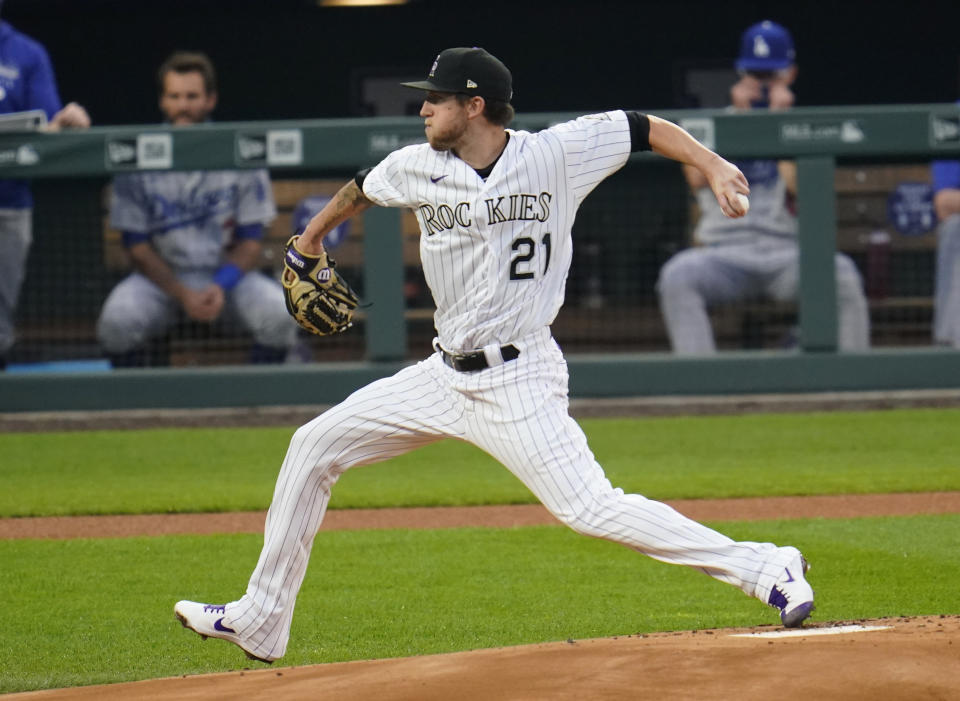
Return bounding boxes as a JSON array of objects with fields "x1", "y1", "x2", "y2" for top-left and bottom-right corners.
[{"x1": 362, "y1": 110, "x2": 632, "y2": 352}]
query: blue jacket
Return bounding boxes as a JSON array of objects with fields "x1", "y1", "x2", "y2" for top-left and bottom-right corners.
[{"x1": 0, "y1": 21, "x2": 64, "y2": 208}]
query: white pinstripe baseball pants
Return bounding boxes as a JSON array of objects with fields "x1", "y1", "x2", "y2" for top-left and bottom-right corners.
[{"x1": 224, "y1": 327, "x2": 798, "y2": 660}]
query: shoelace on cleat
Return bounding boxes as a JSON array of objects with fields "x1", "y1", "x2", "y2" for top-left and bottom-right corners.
[
  {"x1": 768, "y1": 586, "x2": 789, "y2": 611},
  {"x1": 202, "y1": 604, "x2": 226, "y2": 614}
]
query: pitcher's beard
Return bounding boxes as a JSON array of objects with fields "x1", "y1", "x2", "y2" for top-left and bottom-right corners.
[{"x1": 426, "y1": 118, "x2": 468, "y2": 152}]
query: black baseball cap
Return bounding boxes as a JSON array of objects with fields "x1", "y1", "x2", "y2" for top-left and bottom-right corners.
[{"x1": 401, "y1": 47, "x2": 513, "y2": 102}]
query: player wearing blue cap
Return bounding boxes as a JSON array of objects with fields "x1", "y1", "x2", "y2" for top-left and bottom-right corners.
[{"x1": 657, "y1": 21, "x2": 870, "y2": 354}]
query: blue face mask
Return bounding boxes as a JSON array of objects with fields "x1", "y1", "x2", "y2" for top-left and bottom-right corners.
[
  {"x1": 740, "y1": 69, "x2": 792, "y2": 109},
  {"x1": 751, "y1": 85, "x2": 770, "y2": 109}
]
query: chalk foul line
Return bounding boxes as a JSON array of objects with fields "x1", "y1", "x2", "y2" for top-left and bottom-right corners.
[{"x1": 730, "y1": 624, "x2": 892, "y2": 638}]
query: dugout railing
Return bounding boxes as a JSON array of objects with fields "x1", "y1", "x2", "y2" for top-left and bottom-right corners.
[{"x1": 1, "y1": 104, "x2": 959, "y2": 411}]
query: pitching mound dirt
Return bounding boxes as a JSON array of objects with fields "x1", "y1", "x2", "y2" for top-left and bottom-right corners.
[{"x1": 7, "y1": 616, "x2": 958, "y2": 701}]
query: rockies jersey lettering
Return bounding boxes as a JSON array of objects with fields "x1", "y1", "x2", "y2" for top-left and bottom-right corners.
[
  {"x1": 418, "y1": 202, "x2": 472, "y2": 233},
  {"x1": 363, "y1": 110, "x2": 631, "y2": 351},
  {"x1": 485, "y1": 192, "x2": 552, "y2": 224},
  {"x1": 418, "y1": 192, "x2": 554, "y2": 235}
]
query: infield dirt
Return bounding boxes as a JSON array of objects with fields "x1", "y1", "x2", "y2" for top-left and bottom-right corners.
[
  {"x1": 6, "y1": 616, "x2": 958, "y2": 700},
  {"x1": 2, "y1": 490, "x2": 958, "y2": 539}
]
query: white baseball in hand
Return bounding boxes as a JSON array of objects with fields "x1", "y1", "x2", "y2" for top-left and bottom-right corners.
[{"x1": 734, "y1": 193, "x2": 750, "y2": 215}]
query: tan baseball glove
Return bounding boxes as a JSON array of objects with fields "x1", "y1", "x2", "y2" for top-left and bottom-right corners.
[{"x1": 281, "y1": 235, "x2": 359, "y2": 336}]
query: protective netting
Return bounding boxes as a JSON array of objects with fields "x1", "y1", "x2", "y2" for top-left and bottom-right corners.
[{"x1": 4, "y1": 159, "x2": 940, "y2": 372}]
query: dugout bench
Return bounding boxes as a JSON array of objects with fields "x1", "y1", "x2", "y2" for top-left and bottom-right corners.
[
  {"x1": 15, "y1": 160, "x2": 936, "y2": 368},
  {"x1": 694, "y1": 162, "x2": 937, "y2": 350}
]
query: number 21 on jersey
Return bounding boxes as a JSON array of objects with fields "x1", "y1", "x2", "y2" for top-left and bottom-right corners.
[{"x1": 510, "y1": 233, "x2": 551, "y2": 280}]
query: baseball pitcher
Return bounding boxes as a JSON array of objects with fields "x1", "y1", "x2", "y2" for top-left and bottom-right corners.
[{"x1": 176, "y1": 47, "x2": 814, "y2": 663}]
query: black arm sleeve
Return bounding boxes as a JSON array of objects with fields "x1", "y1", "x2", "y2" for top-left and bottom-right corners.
[
  {"x1": 626, "y1": 111, "x2": 651, "y2": 152},
  {"x1": 354, "y1": 167, "x2": 372, "y2": 189}
]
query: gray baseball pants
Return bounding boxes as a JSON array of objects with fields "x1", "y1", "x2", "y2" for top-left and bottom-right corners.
[
  {"x1": 934, "y1": 214, "x2": 960, "y2": 347},
  {"x1": 0, "y1": 208, "x2": 32, "y2": 356},
  {"x1": 96, "y1": 269, "x2": 298, "y2": 354},
  {"x1": 657, "y1": 239, "x2": 870, "y2": 354}
]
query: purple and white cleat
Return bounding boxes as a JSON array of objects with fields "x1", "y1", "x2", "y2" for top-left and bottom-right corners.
[
  {"x1": 174, "y1": 600, "x2": 274, "y2": 663},
  {"x1": 767, "y1": 548, "x2": 815, "y2": 628}
]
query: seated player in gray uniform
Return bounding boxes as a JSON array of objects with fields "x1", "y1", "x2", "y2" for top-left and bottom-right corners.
[
  {"x1": 931, "y1": 155, "x2": 960, "y2": 347},
  {"x1": 657, "y1": 21, "x2": 870, "y2": 354},
  {"x1": 96, "y1": 51, "x2": 296, "y2": 366}
]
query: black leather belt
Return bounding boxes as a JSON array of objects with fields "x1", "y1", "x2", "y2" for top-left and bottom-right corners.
[{"x1": 439, "y1": 344, "x2": 520, "y2": 372}]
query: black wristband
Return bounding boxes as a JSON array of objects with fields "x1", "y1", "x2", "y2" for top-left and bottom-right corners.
[
  {"x1": 626, "y1": 111, "x2": 651, "y2": 152},
  {"x1": 354, "y1": 167, "x2": 372, "y2": 189}
]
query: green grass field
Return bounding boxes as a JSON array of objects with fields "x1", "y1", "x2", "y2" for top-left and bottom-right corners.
[
  {"x1": 2, "y1": 409, "x2": 959, "y2": 516},
  {"x1": 1, "y1": 408, "x2": 958, "y2": 693}
]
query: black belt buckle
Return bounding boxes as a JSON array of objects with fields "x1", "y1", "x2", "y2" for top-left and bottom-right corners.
[{"x1": 442, "y1": 344, "x2": 520, "y2": 372}]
